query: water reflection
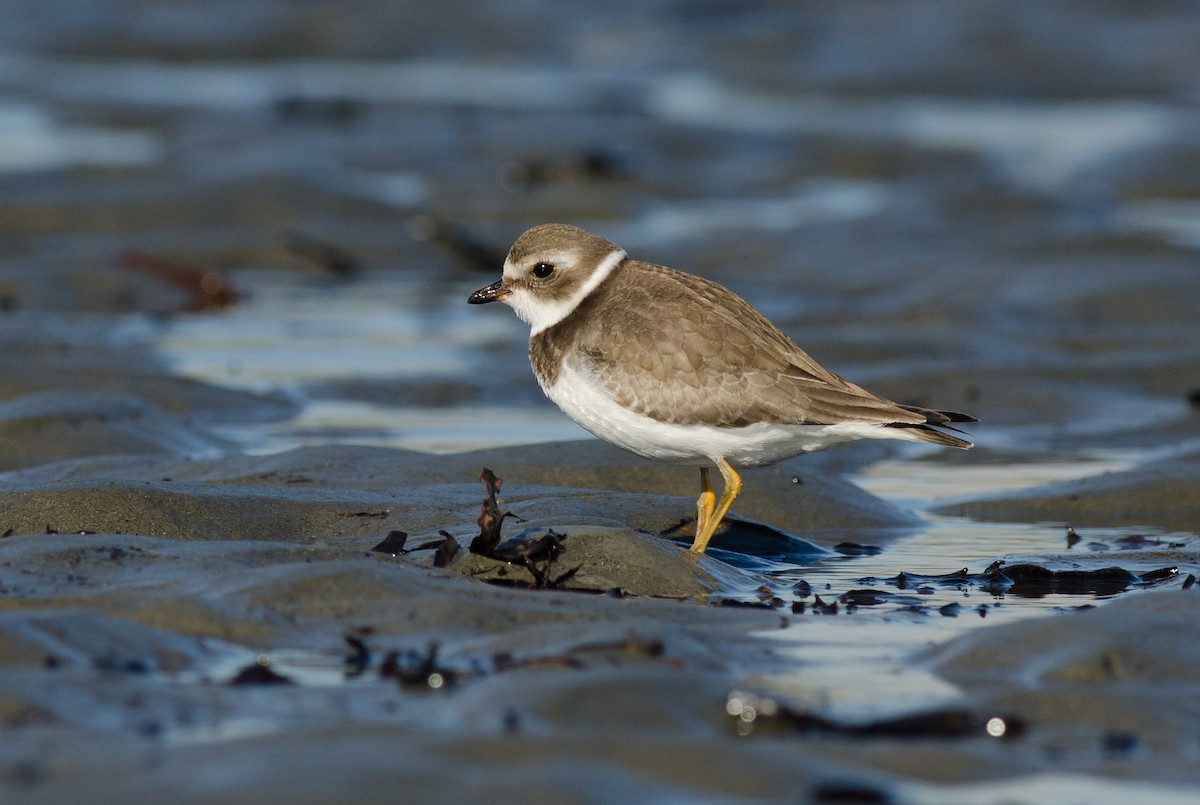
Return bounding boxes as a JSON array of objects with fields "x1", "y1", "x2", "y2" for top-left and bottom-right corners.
[
  {"x1": 0, "y1": 101, "x2": 163, "y2": 171},
  {"x1": 156, "y1": 270, "x2": 518, "y2": 390},
  {"x1": 2, "y1": 53, "x2": 1191, "y2": 195}
]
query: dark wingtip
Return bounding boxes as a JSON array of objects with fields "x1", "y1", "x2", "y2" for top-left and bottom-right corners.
[{"x1": 898, "y1": 405, "x2": 979, "y2": 426}]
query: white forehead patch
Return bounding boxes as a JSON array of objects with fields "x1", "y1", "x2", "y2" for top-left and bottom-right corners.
[{"x1": 502, "y1": 247, "x2": 626, "y2": 335}]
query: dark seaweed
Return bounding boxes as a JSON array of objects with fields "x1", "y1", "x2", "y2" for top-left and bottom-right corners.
[
  {"x1": 833, "y1": 542, "x2": 883, "y2": 556},
  {"x1": 116, "y1": 251, "x2": 239, "y2": 310},
  {"x1": 469, "y1": 468, "x2": 514, "y2": 555},
  {"x1": 344, "y1": 632, "x2": 673, "y2": 690},
  {"x1": 283, "y1": 230, "x2": 361, "y2": 274},
  {"x1": 857, "y1": 562, "x2": 1177, "y2": 599},
  {"x1": 432, "y1": 534, "x2": 460, "y2": 568},
  {"x1": 370, "y1": 530, "x2": 409, "y2": 555},
  {"x1": 406, "y1": 215, "x2": 506, "y2": 273},
  {"x1": 228, "y1": 660, "x2": 294, "y2": 686}
]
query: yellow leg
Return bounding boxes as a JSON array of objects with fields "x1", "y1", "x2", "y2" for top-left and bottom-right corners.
[
  {"x1": 695, "y1": 467, "x2": 715, "y2": 538},
  {"x1": 690, "y1": 458, "x2": 742, "y2": 554}
]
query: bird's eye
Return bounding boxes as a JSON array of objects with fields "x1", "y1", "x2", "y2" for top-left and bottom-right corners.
[{"x1": 531, "y1": 262, "x2": 556, "y2": 279}]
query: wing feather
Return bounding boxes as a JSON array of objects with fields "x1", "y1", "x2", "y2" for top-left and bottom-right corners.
[{"x1": 571, "y1": 261, "x2": 936, "y2": 429}]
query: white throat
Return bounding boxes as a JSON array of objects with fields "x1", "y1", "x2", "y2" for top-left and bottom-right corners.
[{"x1": 507, "y1": 248, "x2": 626, "y2": 336}]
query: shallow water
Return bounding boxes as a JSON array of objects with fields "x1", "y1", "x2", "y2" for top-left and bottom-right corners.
[
  {"x1": 6, "y1": 2, "x2": 1200, "y2": 799},
  {"x1": 759, "y1": 458, "x2": 1189, "y2": 720},
  {"x1": 144, "y1": 270, "x2": 590, "y2": 452},
  {"x1": 904, "y1": 774, "x2": 1198, "y2": 805}
]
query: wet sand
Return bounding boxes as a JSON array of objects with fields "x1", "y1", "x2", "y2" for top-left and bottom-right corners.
[
  {"x1": 4, "y1": 1, "x2": 1200, "y2": 802},
  {"x1": 1, "y1": 332, "x2": 1198, "y2": 802}
]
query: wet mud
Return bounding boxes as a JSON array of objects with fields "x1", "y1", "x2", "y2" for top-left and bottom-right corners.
[{"x1": 4, "y1": 1, "x2": 1200, "y2": 803}]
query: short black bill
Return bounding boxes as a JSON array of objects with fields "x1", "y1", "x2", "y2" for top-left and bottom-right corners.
[{"x1": 468, "y1": 279, "x2": 507, "y2": 304}]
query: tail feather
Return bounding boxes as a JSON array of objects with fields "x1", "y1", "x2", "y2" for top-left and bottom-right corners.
[{"x1": 887, "y1": 406, "x2": 977, "y2": 449}]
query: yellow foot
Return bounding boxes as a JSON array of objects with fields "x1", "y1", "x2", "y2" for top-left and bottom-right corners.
[
  {"x1": 690, "y1": 459, "x2": 742, "y2": 554},
  {"x1": 695, "y1": 467, "x2": 715, "y2": 537}
]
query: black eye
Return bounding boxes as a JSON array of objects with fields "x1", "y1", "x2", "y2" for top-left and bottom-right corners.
[{"x1": 531, "y1": 262, "x2": 556, "y2": 279}]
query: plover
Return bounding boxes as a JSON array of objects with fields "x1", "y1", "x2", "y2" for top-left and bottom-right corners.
[{"x1": 469, "y1": 223, "x2": 975, "y2": 554}]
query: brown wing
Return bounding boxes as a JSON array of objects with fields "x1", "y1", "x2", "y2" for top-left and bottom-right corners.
[{"x1": 564, "y1": 260, "x2": 931, "y2": 429}]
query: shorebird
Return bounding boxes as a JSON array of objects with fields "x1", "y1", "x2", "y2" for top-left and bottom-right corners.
[{"x1": 469, "y1": 224, "x2": 975, "y2": 553}]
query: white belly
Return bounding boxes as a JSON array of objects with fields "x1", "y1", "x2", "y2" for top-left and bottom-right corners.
[{"x1": 539, "y1": 360, "x2": 896, "y2": 468}]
